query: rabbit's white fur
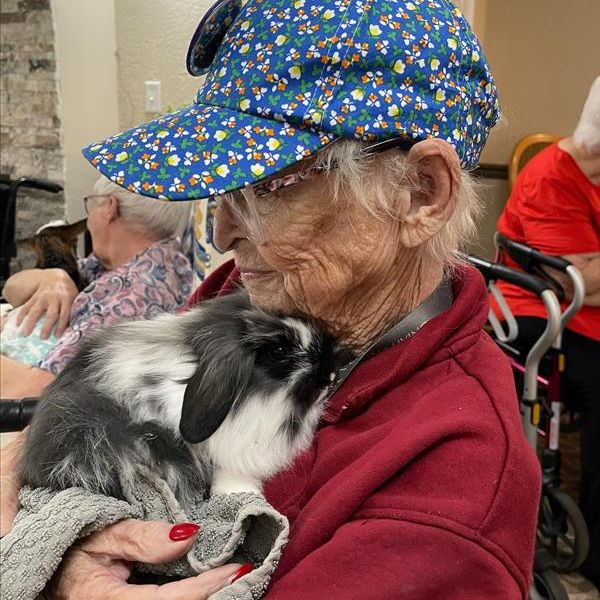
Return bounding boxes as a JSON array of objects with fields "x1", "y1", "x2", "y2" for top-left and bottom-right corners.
[{"x1": 19, "y1": 292, "x2": 347, "y2": 505}]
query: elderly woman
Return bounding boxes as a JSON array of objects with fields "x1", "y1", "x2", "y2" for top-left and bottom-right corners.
[
  {"x1": 495, "y1": 77, "x2": 600, "y2": 588},
  {"x1": 0, "y1": 176, "x2": 193, "y2": 537},
  {"x1": 1, "y1": 175, "x2": 193, "y2": 396},
  {"x1": 1, "y1": 1, "x2": 541, "y2": 598}
]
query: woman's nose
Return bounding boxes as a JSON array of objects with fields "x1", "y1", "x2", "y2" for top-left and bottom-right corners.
[{"x1": 213, "y1": 199, "x2": 246, "y2": 252}]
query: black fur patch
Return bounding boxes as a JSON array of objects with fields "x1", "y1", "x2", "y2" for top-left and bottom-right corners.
[{"x1": 19, "y1": 290, "x2": 353, "y2": 501}]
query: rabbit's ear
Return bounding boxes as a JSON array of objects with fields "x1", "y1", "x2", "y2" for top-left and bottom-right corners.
[{"x1": 180, "y1": 355, "x2": 253, "y2": 444}]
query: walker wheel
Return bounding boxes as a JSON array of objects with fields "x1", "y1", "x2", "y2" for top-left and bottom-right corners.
[
  {"x1": 530, "y1": 567, "x2": 569, "y2": 600},
  {"x1": 537, "y1": 486, "x2": 589, "y2": 573}
]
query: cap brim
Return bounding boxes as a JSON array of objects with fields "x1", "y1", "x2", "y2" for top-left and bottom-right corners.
[{"x1": 82, "y1": 103, "x2": 336, "y2": 201}]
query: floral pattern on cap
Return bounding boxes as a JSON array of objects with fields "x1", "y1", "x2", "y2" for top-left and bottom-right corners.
[{"x1": 83, "y1": 0, "x2": 499, "y2": 201}]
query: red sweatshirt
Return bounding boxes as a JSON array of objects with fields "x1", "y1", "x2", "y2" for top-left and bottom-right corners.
[{"x1": 190, "y1": 262, "x2": 541, "y2": 599}]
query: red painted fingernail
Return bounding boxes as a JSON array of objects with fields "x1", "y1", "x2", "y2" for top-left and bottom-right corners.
[
  {"x1": 168, "y1": 522, "x2": 200, "y2": 541},
  {"x1": 230, "y1": 562, "x2": 253, "y2": 583}
]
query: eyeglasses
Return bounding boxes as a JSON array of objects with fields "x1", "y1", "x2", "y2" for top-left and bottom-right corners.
[
  {"x1": 213, "y1": 137, "x2": 416, "y2": 250},
  {"x1": 251, "y1": 137, "x2": 416, "y2": 197},
  {"x1": 83, "y1": 194, "x2": 110, "y2": 215}
]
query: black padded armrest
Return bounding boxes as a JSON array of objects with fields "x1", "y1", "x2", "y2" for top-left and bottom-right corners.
[
  {"x1": 0, "y1": 398, "x2": 38, "y2": 432},
  {"x1": 10, "y1": 177, "x2": 63, "y2": 194},
  {"x1": 496, "y1": 233, "x2": 571, "y2": 272},
  {"x1": 464, "y1": 254, "x2": 552, "y2": 297}
]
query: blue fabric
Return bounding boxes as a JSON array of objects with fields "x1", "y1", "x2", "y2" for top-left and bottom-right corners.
[
  {"x1": 1, "y1": 317, "x2": 60, "y2": 367},
  {"x1": 82, "y1": 0, "x2": 499, "y2": 201}
]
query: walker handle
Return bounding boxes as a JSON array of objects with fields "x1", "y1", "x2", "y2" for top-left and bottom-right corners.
[
  {"x1": 495, "y1": 233, "x2": 586, "y2": 336},
  {"x1": 463, "y1": 254, "x2": 552, "y2": 297},
  {"x1": 495, "y1": 233, "x2": 571, "y2": 273}
]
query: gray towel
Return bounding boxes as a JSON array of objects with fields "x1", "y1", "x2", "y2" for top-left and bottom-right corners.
[{"x1": 0, "y1": 465, "x2": 288, "y2": 600}]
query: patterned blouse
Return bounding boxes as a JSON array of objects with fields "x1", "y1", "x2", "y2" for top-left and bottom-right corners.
[{"x1": 38, "y1": 238, "x2": 193, "y2": 375}]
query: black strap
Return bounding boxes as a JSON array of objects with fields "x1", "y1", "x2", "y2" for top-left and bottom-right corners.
[{"x1": 327, "y1": 277, "x2": 454, "y2": 398}]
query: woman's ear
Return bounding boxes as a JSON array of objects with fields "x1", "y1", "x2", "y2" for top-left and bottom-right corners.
[
  {"x1": 398, "y1": 139, "x2": 461, "y2": 248},
  {"x1": 105, "y1": 195, "x2": 119, "y2": 222}
]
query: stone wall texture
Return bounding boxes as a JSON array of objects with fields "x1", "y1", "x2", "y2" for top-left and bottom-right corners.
[{"x1": 1, "y1": 0, "x2": 65, "y2": 269}]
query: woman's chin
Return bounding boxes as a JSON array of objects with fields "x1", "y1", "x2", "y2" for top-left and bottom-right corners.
[{"x1": 243, "y1": 274, "x2": 292, "y2": 313}]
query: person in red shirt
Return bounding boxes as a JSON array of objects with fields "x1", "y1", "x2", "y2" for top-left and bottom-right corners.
[
  {"x1": 496, "y1": 76, "x2": 600, "y2": 587},
  {"x1": 1, "y1": 1, "x2": 541, "y2": 598}
]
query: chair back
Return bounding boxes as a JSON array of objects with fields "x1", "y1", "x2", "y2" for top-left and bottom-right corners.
[{"x1": 508, "y1": 133, "x2": 560, "y2": 191}]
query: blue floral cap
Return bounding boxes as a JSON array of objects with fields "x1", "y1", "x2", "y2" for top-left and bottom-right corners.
[{"x1": 82, "y1": 0, "x2": 500, "y2": 201}]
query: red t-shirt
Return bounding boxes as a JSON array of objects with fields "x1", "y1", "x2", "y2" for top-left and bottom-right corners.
[{"x1": 496, "y1": 142, "x2": 600, "y2": 341}]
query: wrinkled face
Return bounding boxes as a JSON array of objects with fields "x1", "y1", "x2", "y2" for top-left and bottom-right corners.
[{"x1": 213, "y1": 166, "x2": 405, "y2": 320}]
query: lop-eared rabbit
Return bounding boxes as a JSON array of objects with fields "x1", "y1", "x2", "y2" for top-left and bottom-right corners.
[{"x1": 19, "y1": 292, "x2": 350, "y2": 504}]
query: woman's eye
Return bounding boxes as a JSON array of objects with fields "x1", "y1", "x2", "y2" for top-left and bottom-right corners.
[{"x1": 257, "y1": 192, "x2": 281, "y2": 213}]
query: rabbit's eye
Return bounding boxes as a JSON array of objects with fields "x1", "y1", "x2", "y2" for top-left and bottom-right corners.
[{"x1": 266, "y1": 345, "x2": 288, "y2": 363}]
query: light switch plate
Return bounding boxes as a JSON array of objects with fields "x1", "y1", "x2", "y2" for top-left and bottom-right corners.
[{"x1": 145, "y1": 80, "x2": 161, "y2": 113}]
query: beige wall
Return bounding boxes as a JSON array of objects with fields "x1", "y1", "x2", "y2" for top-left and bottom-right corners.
[
  {"x1": 454, "y1": 0, "x2": 487, "y2": 41},
  {"x1": 114, "y1": 0, "x2": 233, "y2": 273},
  {"x1": 467, "y1": 0, "x2": 600, "y2": 258},
  {"x1": 481, "y1": 0, "x2": 600, "y2": 165},
  {"x1": 114, "y1": 0, "x2": 212, "y2": 130},
  {"x1": 52, "y1": 0, "x2": 120, "y2": 223}
]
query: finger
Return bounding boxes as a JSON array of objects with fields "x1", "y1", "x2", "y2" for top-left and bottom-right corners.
[
  {"x1": 0, "y1": 431, "x2": 26, "y2": 536},
  {"x1": 55, "y1": 299, "x2": 72, "y2": 338},
  {"x1": 17, "y1": 298, "x2": 46, "y2": 336},
  {"x1": 81, "y1": 519, "x2": 200, "y2": 564},
  {"x1": 102, "y1": 563, "x2": 245, "y2": 600},
  {"x1": 151, "y1": 563, "x2": 246, "y2": 600},
  {"x1": 54, "y1": 545, "x2": 247, "y2": 600},
  {"x1": 15, "y1": 301, "x2": 33, "y2": 326},
  {"x1": 21, "y1": 304, "x2": 45, "y2": 337},
  {"x1": 39, "y1": 302, "x2": 60, "y2": 339}
]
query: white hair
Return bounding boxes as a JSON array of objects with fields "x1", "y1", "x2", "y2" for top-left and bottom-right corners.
[
  {"x1": 573, "y1": 76, "x2": 600, "y2": 155},
  {"x1": 224, "y1": 140, "x2": 481, "y2": 269},
  {"x1": 315, "y1": 140, "x2": 481, "y2": 269},
  {"x1": 92, "y1": 177, "x2": 191, "y2": 240}
]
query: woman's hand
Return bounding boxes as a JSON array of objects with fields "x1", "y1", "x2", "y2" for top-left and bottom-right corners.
[
  {"x1": 12, "y1": 268, "x2": 78, "y2": 339},
  {"x1": 48, "y1": 519, "x2": 251, "y2": 600},
  {"x1": 0, "y1": 431, "x2": 26, "y2": 536}
]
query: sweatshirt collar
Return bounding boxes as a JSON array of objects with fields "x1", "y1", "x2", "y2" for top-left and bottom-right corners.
[
  {"x1": 320, "y1": 266, "x2": 490, "y2": 424},
  {"x1": 199, "y1": 262, "x2": 489, "y2": 426}
]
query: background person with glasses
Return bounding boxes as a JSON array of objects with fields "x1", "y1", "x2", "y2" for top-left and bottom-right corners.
[
  {"x1": 0, "y1": 175, "x2": 193, "y2": 401},
  {"x1": 1, "y1": 0, "x2": 544, "y2": 598}
]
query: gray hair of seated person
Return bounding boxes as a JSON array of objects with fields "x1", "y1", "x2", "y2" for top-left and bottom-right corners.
[
  {"x1": 573, "y1": 76, "x2": 600, "y2": 155},
  {"x1": 92, "y1": 176, "x2": 191, "y2": 240},
  {"x1": 315, "y1": 141, "x2": 481, "y2": 268}
]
